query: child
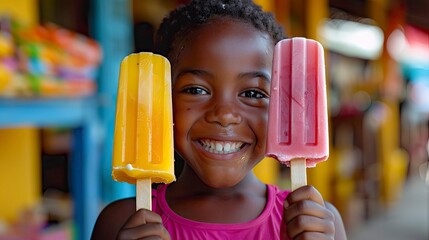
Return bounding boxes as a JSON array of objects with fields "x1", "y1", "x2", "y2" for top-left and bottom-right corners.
[{"x1": 92, "y1": 0, "x2": 347, "y2": 239}]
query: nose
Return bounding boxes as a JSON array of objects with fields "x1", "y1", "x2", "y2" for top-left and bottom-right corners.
[{"x1": 205, "y1": 103, "x2": 243, "y2": 127}]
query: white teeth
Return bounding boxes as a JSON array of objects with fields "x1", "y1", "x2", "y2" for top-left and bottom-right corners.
[
  {"x1": 199, "y1": 139, "x2": 244, "y2": 154},
  {"x1": 224, "y1": 143, "x2": 231, "y2": 152},
  {"x1": 215, "y1": 143, "x2": 222, "y2": 151}
]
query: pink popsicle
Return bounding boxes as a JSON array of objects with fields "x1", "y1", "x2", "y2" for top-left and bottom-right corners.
[{"x1": 266, "y1": 37, "x2": 329, "y2": 190}]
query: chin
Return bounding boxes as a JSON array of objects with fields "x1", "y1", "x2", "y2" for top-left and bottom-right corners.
[{"x1": 202, "y1": 175, "x2": 244, "y2": 189}]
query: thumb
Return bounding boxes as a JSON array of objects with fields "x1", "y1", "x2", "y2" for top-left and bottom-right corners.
[{"x1": 123, "y1": 209, "x2": 162, "y2": 229}]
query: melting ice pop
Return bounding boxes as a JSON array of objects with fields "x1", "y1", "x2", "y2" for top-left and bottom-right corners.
[
  {"x1": 112, "y1": 52, "x2": 175, "y2": 210},
  {"x1": 266, "y1": 38, "x2": 329, "y2": 191}
]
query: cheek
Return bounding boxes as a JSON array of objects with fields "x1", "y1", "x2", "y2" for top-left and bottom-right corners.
[
  {"x1": 172, "y1": 101, "x2": 199, "y2": 139},
  {"x1": 173, "y1": 105, "x2": 188, "y2": 134},
  {"x1": 248, "y1": 107, "x2": 268, "y2": 144},
  {"x1": 257, "y1": 115, "x2": 268, "y2": 141},
  {"x1": 249, "y1": 106, "x2": 268, "y2": 126}
]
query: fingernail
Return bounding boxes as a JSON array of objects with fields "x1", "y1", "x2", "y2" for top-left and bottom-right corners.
[{"x1": 283, "y1": 200, "x2": 289, "y2": 209}]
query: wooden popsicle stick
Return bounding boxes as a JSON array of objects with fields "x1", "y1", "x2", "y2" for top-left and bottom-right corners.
[
  {"x1": 136, "y1": 178, "x2": 152, "y2": 210},
  {"x1": 290, "y1": 158, "x2": 307, "y2": 191}
]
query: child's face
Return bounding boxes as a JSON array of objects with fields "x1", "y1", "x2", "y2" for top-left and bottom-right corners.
[{"x1": 171, "y1": 18, "x2": 273, "y2": 188}]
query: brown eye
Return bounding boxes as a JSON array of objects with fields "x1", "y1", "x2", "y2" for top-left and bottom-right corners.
[
  {"x1": 182, "y1": 87, "x2": 209, "y2": 95},
  {"x1": 240, "y1": 90, "x2": 268, "y2": 99}
]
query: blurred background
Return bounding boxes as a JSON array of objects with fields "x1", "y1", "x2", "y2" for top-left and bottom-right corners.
[{"x1": 0, "y1": 0, "x2": 428, "y2": 239}]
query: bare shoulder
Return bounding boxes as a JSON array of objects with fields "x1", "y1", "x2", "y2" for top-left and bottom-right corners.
[
  {"x1": 325, "y1": 201, "x2": 348, "y2": 240},
  {"x1": 91, "y1": 197, "x2": 136, "y2": 240}
]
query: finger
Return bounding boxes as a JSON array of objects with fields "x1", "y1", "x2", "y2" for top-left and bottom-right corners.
[
  {"x1": 283, "y1": 199, "x2": 334, "y2": 223},
  {"x1": 294, "y1": 232, "x2": 334, "y2": 240},
  {"x1": 286, "y1": 185, "x2": 325, "y2": 206},
  {"x1": 117, "y1": 222, "x2": 170, "y2": 240},
  {"x1": 142, "y1": 236, "x2": 165, "y2": 240},
  {"x1": 286, "y1": 215, "x2": 335, "y2": 239},
  {"x1": 123, "y1": 209, "x2": 163, "y2": 229},
  {"x1": 141, "y1": 237, "x2": 163, "y2": 240}
]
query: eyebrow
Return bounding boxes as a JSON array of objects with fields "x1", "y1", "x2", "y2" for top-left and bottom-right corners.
[
  {"x1": 175, "y1": 69, "x2": 270, "y2": 82},
  {"x1": 238, "y1": 71, "x2": 271, "y2": 83},
  {"x1": 175, "y1": 69, "x2": 213, "y2": 80}
]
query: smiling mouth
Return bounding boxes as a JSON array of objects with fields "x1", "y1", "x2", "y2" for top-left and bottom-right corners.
[{"x1": 197, "y1": 139, "x2": 246, "y2": 154}]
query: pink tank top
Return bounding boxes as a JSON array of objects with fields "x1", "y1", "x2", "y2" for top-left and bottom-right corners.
[{"x1": 152, "y1": 184, "x2": 290, "y2": 239}]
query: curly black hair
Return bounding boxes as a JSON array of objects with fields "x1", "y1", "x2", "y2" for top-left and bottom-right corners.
[{"x1": 154, "y1": 0, "x2": 286, "y2": 61}]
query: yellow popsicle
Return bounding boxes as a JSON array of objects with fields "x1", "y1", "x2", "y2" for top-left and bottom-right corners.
[{"x1": 112, "y1": 53, "x2": 175, "y2": 188}]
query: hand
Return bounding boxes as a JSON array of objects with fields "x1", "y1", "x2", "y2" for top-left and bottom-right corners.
[
  {"x1": 281, "y1": 185, "x2": 336, "y2": 240},
  {"x1": 117, "y1": 209, "x2": 171, "y2": 240}
]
